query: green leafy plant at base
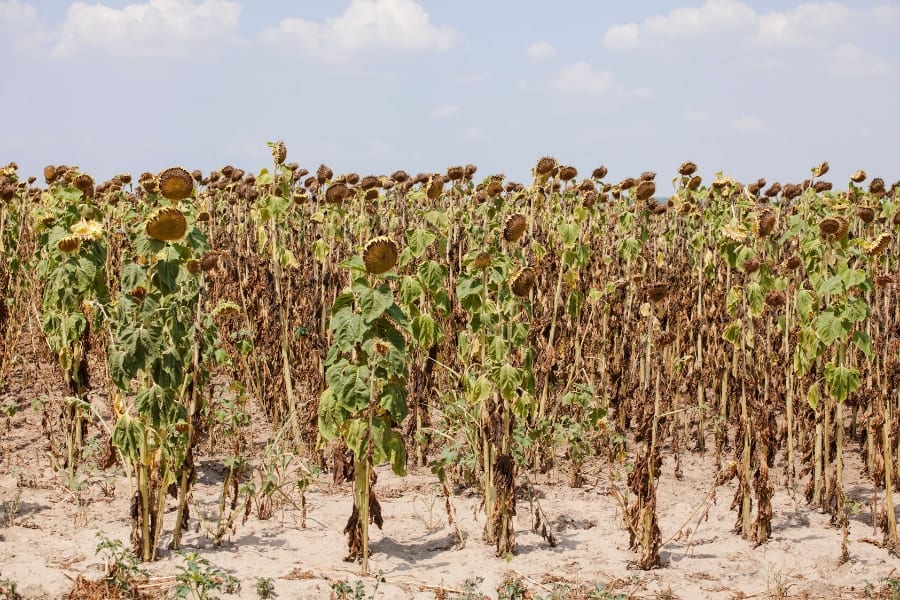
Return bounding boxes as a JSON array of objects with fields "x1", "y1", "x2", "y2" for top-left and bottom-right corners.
[
  {"x1": 318, "y1": 248, "x2": 411, "y2": 575},
  {"x1": 255, "y1": 577, "x2": 275, "y2": 599},
  {"x1": 95, "y1": 532, "x2": 148, "y2": 595},
  {"x1": 170, "y1": 551, "x2": 240, "y2": 600}
]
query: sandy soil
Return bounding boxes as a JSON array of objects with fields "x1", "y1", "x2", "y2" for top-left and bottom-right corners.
[{"x1": 2, "y1": 389, "x2": 899, "y2": 600}]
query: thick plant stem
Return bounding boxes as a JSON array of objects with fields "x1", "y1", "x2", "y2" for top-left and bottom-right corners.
[
  {"x1": 354, "y1": 452, "x2": 371, "y2": 576},
  {"x1": 882, "y1": 399, "x2": 898, "y2": 549}
]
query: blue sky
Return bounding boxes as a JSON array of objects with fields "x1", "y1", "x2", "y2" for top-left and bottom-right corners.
[{"x1": 1, "y1": 0, "x2": 898, "y2": 186}]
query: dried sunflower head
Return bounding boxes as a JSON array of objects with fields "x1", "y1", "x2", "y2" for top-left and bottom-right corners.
[
  {"x1": 765, "y1": 290, "x2": 786, "y2": 309},
  {"x1": 818, "y1": 217, "x2": 841, "y2": 236},
  {"x1": 870, "y1": 178, "x2": 886, "y2": 195},
  {"x1": 535, "y1": 156, "x2": 557, "y2": 177},
  {"x1": 473, "y1": 251, "x2": 492, "y2": 270},
  {"x1": 503, "y1": 213, "x2": 527, "y2": 243},
  {"x1": 678, "y1": 161, "x2": 698, "y2": 176},
  {"x1": 325, "y1": 183, "x2": 348, "y2": 204},
  {"x1": 635, "y1": 180, "x2": 656, "y2": 202},
  {"x1": 558, "y1": 165, "x2": 578, "y2": 182},
  {"x1": 158, "y1": 167, "x2": 194, "y2": 201},
  {"x1": 865, "y1": 233, "x2": 892, "y2": 256},
  {"x1": 200, "y1": 251, "x2": 219, "y2": 271},
  {"x1": 186, "y1": 259, "x2": 201, "y2": 275},
  {"x1": 856, "y1": 206, "x2": 876, "y2": 224},
  {"x1": 784, "y1": 255, "x2": 803, "y2": 270},
  {"x1": 646, "y1": 282, "x2": 670, "y2": 303},
  {"x1": 850, "y1": 169, "x2": 867, "y2": 183},
  {"x1": 363, "y1": 237, "x2": 399, "y2": 274},
  {"x1": 446, "y1": 166, "x2": 465, "y2": 181},
  {"x1": 391, "y1": 170, "x2": 409, "y2": 184},
  {"x1": 755, "y1": 210, "x2": 776, "y2": 237},
  {"x1": 812, "y1": 161, "x2": 829, "y2": 177},
  {"x1": 511, "y1": 267, "x2": 536, "y2": 297},
  {"x1": 197, "y1": 211, "x2": 210, "y2": 223},
  {"x1": 271, "y1": 140, "x2": 287, "y2": 165},
  {"x1": 359, "y1": 175, "x2": 380, "y2": 190},
  {"x1": 316, "y1": 164, "x2": 333, "y2": 184},
  {"x1": 592, "y1": 165, "x2": 608, "y2": 179},
  {"x1": 742, "y1": 257, "x2": 761, "y2": 274},
  {"x1": 485, "y1": 179, "x2": 503, "y2": 198},
  {"x1": 146, "y1": 206, "x2": 188, "y2": 241},
  {"x1": 57, "y1": 235, "x2": 81, "y2": 254}
]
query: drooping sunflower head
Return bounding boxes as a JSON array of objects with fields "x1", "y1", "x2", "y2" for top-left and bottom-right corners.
[
  {"x1": 146, "y1": 206, "x2": 188, "y2": 241},
  {"x1": 363, "y1": 237, "x2": 399, "y2": 275},
  {"x1": 316, "y1": 164, "x2": 333, "y2": 184},
  {"x1": 592, "y1": 165, "x2": 608, "y2": 180},
  {"x1": 73, "y1": 173, "x2": 95, "y2": 198},
  {"x1": 865, "y1": 233, "x2": 892, "y2": 257},
  {"x1": 511, "y1": 267, "x2": 536, "y2": 297},
  {"x1": 158, "y1": 167, "x2": 194, "y2": 201},
  {"x1": 43, "y1": 165, "x2": 58, "y2": 184},
  {"x1": 271, "y1": 140, "x2": 287, "y2": 165},
  {"x1": 870, "y1": 178, "x2": 886, "y2": 195},
  {"x1": 765, "y1": 290, "x2": 786, "y2": 309},
  {"x1": 535, "y1": 156, "x2": 557, "y2": 177},
  {"x1": 784, "y1": 255, "x2": 803, "y2": 271},
  {"x1": 850, "y1": 169, "x2": 867, "y2": 183},
  {"x1": 186, "y1": 259, "x2": 201, "y2": 275},
  {"x1": 446, "y1": 166, "x2": 465, "y2": 181},
  {"x1": 473, "y1": 251, "x2": 492, "y2": 270},
  {"x1": 57, "y1": 235, "x2": 81, "y2": 254},
  {"x1": 646, "y1": 282, "x2": 670, "y2": 303},
  {"x1": 325, "y1": 182, "x2": 349, "y2": 204},
  {"x1": 678, "y1": 161, "x2": 698, "y2": 176},
  {"x1": 635, "y1": 180, "x2": 656, "y2": 202},
  {"x1": 200, "y1": 251, "x2": 220, "y2": 272},
  {"x1": 856, "y1": 205, "x2": 876, "y2": 224},
  {"x1": 818, "y1": 217, "x2": 841, "y2": 237},
  {"x1": 558, "y1": 165, "x2": 578, "y2": 182},
  {"x1": 503, "y1": 213, "x2": 528, "y2": 243},
  {"x1": 812, "y1": 160, "x2": 829, "y2": 177},
  {"x1": 755, "y1": 210, "x2": 776, "y2": 237}
]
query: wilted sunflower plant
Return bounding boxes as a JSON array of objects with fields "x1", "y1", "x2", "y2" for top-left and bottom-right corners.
[
  {"x1": 34, "y1": 173, "x2": 109, "y2": 476},
  {"x1": 105, "y1": 167, "x2": 233, "y2": 560},
  {"x1": 317, "y1": 236, "x2": 410, "y2": 575},
  {"x1": 451, "y1": 190, "x2": 545, "y2": 556}
]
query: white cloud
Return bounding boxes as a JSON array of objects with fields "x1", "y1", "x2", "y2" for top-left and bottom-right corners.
[
  {"x1": 754, "y1": 2, "x2": 849, "y2": 48},
  {"x1": 0, "y1": 0, "x2": 36, "y2": 28},
  {"x1": 829, "y1": 43, "x2": 890, "y2": 78},
  {"x1": 48, "y1": 0, "x2": 240, "y2": 58},
  {"x1": 525, "y1": 40, "x2": 558, "y2": 63},
  {"x1": 643, "y1": 0, "x2": 755, "y2": 40},
  {"x1": 605, "y1": 0, "x2": 755, "y2": 48},
  {"x1": 463, "y1": 127, "x2": 490, "y2": 142},
  {"x1": 550, "y1": 61, "x2": 648, "y2": 98},
  {"x1": 732, "y1": 115, "x2": 766, "y2": 131},
  {"x1": 431, "y1": 104, "x2": 461, "y2": 118},
  {"x1": 263, "y1": 0, "x2": 458, "y2": 60},
  {"x1": 603, "y1": 24, "x2": 640, "y2": 50},
  {"x1": 603, "y1": 1, "x2": 873, "y2": 51}
]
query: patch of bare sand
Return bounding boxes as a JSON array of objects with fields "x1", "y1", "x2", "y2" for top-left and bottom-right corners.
[{"x1": 2, "y1": 405, "x2": 898, "y2": 600}]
